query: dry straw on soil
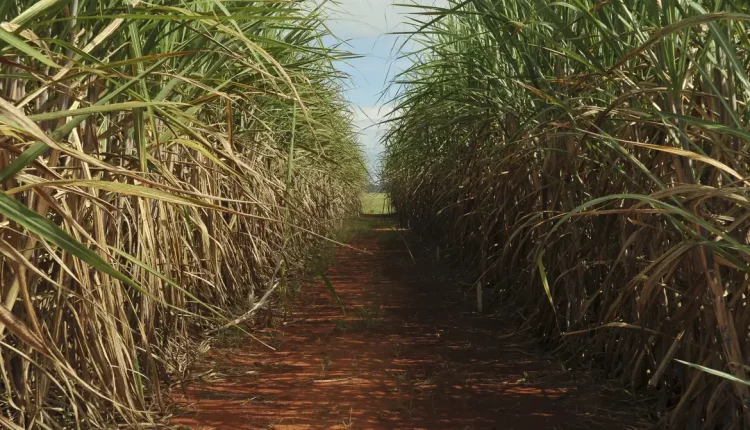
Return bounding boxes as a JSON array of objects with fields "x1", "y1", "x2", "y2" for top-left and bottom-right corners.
[
  {"x1": 384, "y1": 1, "x2": 750, "y2": 428},
  {"x1": 0, "y1": 0, "x2": 364, "y2": 427}
]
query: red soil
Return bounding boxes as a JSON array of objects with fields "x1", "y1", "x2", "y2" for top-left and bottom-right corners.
[{"x1": 170, "y1": 216, "x2": 646, "y2": 429}]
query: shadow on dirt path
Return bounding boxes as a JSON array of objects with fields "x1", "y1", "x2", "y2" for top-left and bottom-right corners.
[{"x1": 171, "y1": 215, "x2": 648, "y2": 429}]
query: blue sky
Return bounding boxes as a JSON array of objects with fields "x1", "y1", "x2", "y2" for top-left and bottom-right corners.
[{"x1": 322, "y1": 0, "x2": 433, "y2": 181}]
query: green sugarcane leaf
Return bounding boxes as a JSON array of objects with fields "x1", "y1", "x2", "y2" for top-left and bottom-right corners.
[
  {"x1": 320, "y1": 271, "x2": 345, "y2": 316},
  {"x1": 675, "y1": 359, "x2": 750, "y2": 387},
  {"x1": 0, "y1": 26, "x2": 60, "y2": 68}
]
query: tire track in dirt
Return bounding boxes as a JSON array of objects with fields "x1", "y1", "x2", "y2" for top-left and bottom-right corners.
[{"x1": 171, "y1": 215, "x2": 647, "y2": 429}]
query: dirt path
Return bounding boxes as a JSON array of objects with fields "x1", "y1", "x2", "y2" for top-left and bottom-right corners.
[{"x1": 171, "y1": 216, "x2": 646, "y2": 429}]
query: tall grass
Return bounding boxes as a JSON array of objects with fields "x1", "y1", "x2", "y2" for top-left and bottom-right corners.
[
  {"x1": 384, "y1": 1, "x2": 750, "y2": 427},
  {"x1": 0, "y1": 0, "x2": 364, "y2": 427}
]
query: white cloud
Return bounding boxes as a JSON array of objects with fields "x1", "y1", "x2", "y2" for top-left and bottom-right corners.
[
  {"x1": 355, "y1": 104, "x2": 392, "y2": 126},
  {"x1": 324, "y1": 0, "x2": 447, "y2": 39},
  {"x1": 326, "y1": 0, "x2": 409, "y2": 39},
  {"x1": 353, "y1": 104, "x2": 394, "y2": 177}
]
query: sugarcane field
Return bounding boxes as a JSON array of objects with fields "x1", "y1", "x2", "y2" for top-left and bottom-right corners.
[{"x1": 1, "y1": 0, "x2": 750, "y2": 429}]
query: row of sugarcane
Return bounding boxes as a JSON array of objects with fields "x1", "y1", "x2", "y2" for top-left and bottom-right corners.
[
  {"x1": 0, "y1": 0, "x2": 365, "y2": 427},
  {"x1": 384, "y1": 1, "x2": 750, "y2": 428}
]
